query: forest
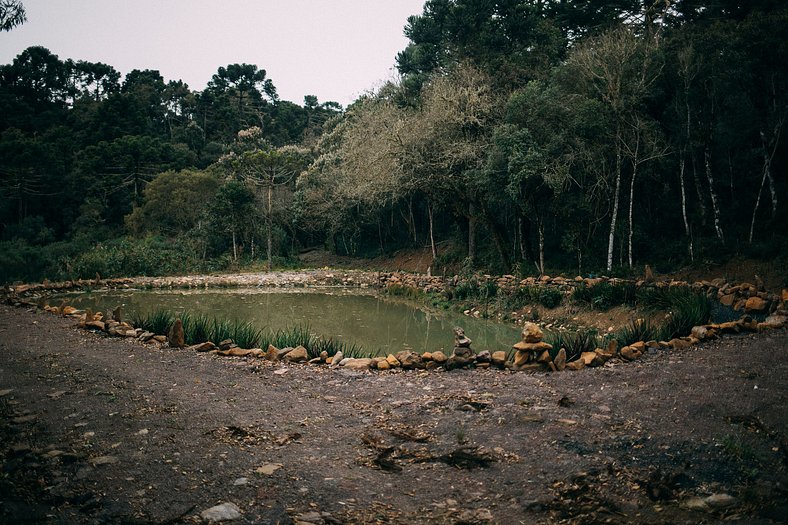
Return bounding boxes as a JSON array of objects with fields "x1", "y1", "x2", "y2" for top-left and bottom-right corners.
[{"x1": 0, "y1": 0, "x2": 786, "y2": 283}]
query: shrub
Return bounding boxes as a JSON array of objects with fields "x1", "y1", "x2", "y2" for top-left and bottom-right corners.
[
  {"x1": 546, "y1": 329, "x2": 599, "y2": 362},
  {"x1": 572, "y1": 281, "x2": 636, "y2": 310}
]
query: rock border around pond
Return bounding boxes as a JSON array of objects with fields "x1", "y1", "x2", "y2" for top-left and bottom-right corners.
[{"x1": 6, "y1": 294, "x2": 786, "y2": 375}]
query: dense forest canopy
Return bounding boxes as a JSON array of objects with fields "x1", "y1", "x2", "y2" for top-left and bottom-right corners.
[{"x1": 0, "y1": 0, "x2": 786, "y2": 282}]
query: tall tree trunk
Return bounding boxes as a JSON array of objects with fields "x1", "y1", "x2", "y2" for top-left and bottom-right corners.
[
  {"x1": 627, "y1": 130, "x2": 641, "y2": 268},
  {"x1": 606, "y1": 139, "x2": 623, "y2": 272},
  {"x1": 692, "y1": 156, "x2": 707, "y2": 223},
  {"x1": 232, "y1": 229, "x2": 238, "y2": 262},
  {"x1": 428, "y1": 203, "x2": 436, "y2": 260},
  {"x1": 750, "y1": 127, "x2": 781, "y2": 242},
  {"x1": 704, "y1": 144, "x2": 724, "y2": 243},
  {"x1": 679, "y1": 155, "x2": 694, "y2": 260},
  {"x1": 538, "y1": 219, "x2": 545, "y2": 276},
  {"x1": 266, "y1": 180, "x2": 273, "y2": 271},
  {"x1": 468, "y1": 202, "x2": 476, "y2": 263}
]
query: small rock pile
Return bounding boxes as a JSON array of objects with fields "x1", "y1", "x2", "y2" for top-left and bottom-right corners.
[{"x1": 511, "y1": 322, "x2": 566, "y2": 372}]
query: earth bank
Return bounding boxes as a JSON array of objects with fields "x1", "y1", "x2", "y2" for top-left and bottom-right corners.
[{"x1": 1, "y1": 303, "x2": 786, "y2": 524}]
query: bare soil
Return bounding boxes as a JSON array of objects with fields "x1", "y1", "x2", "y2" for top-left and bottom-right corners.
[{"x1": 1, "y1": 304, "x2": 787, "y2": 525}]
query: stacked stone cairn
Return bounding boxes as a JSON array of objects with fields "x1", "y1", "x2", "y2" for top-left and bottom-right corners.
[
  {"x1": 445, "y1": 327, "x2": 476, "y2": 370},
  {"x1": 511, "y1": 322, "x2": 566, "y2": 372}
]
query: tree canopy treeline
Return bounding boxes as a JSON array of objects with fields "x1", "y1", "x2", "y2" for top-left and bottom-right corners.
[
  {"x1": 0, "y1": 45, "x2": 339, "y2": 281},
  {"x1": 298, "y1": 0, "x2": 787, "y2": 274},
  {"x1": 0, "y1": 0, "x2": 786, "y2": 283}
]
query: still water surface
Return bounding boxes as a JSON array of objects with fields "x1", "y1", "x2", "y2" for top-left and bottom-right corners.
[{"x1": 65, "y1": 288, "x2": 520, "y2": 356}]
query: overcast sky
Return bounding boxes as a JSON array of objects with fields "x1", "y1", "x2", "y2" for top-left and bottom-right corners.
[{"x1": 0, "y1": 0, "x2": 426, "y2": 107}]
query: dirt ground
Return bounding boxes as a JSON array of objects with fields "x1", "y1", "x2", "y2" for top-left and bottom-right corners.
[{"x1": 1, "y1": 303, "x2": 787, "y2": 525}]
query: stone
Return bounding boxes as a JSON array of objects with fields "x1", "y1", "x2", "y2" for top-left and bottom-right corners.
[
  {"x1": 513, "y1": 350, "x2": 530, "y2": 367},
  {"x1": 745, "y1": 296, "x2": 768, "y2": 313},
  {"x1": 606, "y1": 339, "x2": 618, "y2": 355},
  {"x1": 187, "y1": 342, "x2": 216, "y2": 352},
  {"x1": 422, "y1": 352, "x2": 433, "y2": 361},
  {"x1": 453, "y1": 326, "x2": 472, "y2": 348},
  {"x1": 167, "y1": 319, "x2": 185, "y2": 348},
  {"x1": 761, "y1": 314, "x2": 786, "y2": 329},
  {"x1": 395, "y1": 351, "x2": 424, "y2": 369},
  {"x1": 112, "y1": 306, "x2": 122, "y2": 322},
  {"x1": 90, "y1": 455, "x2": 118, "y2": 466},
  {"x1": 491, "y1": 351, "x2": 507, "y2": 367},
  {"x1": 690, "y1": 326, "x2": 714, "y2": 340},
  {"x1": 200, "y1": 502, "x2": 242, "y2": 523},
  {"x1": 595, "y1": 345, "x2": 615, "y2": 360},
  {"x1": 218, "y1": 339, "x2": 236, "y2": 351},
  {"x1": 445, "y1": 355, "x2": 473, "y2": 371},
  {"x1": 620, "y1": 346, "x2": 642, "y2": 361},
  {"x1": 225, "y1": 348, "x2": 254, "y2": 357},
  {"x1": 255, "y1": 463, "x2": 282, "y2": 476},
  {"x1": 375, "y1": 358, "x2": 390, "y2": 370},
  {"x1": 521, "y1": 322, "x2": 543, "y2": 343},
  {"x1": 152, "y1": 335, "x2": 167, "y2": 343},
  {"x1": 516, "y1": 363, "x2": 546, "y2": 372},
  {"x1": 431, "y1": 350, "x2": 448, "y2": 363},
  {"x1": 669, "y1": 338, "x2": 691, "y2": 350},
  {"x1": 84, "y1": 320, "x2": 105, "y2": 331},
  {"x1": 714, "y1": 321, "x2": 741, "y2": 334},
  {"x1": 475, "y1": 350, "x2": 491, "y2": 363},
  {"x1": 512, "y1": 341, "x2": 552, "y2": 352},
  {"x1": 329, "y1": 350, "x2": 343, "y2": 367},
  {"x1": 719, "y1": 293, "x2": 735, "y2": 307},
  {"x1": 566, "y1": 359, "x2": 585, "y2": 371},
  {"x1": 319, "y1": 351, "x2": 329, "y2": 362},
  {"x1": 580, "y1": 351, "x2": 598, "y2": 366},
  {"x1": 266, "y1": 345, "x2": 280, "y2": 361},
  {"x1": 284, "y1": 346, "x2": 308, "y2": 363},
  {"x1": 536, "y1": 350, "x2": 552, "y2": 364},
  {"x1": 385, "y1": 354, "x2": 400, "y2": 367},
  {"x1": 630, "y1": 341, "x2": 646, "y2": 352},
  {"x1": 782, "y1": 288, "x2": 788, "y2": 303},
  {"x1": 553, "y1": 348, "x2": 566, "y2": 371},
  {"x1": 704, "y1": 493, "x2": 736, "y2": 509},
  {"x1": 343, "y1": 358, "x2": 373, "y2": 370}
]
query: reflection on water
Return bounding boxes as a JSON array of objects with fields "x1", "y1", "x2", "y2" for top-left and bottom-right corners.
[{"x1": 64, "y1": 288, "x2": 520, "y2": 356}]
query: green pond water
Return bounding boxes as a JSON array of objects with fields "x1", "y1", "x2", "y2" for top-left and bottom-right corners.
[{"x1": 63, "y1": 288, "x2": 520, "y2": 356}]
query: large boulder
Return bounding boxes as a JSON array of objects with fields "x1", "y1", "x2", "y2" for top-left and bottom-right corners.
[{"x1": 395, "y1": 351, "x2": 425, "y2": 369}]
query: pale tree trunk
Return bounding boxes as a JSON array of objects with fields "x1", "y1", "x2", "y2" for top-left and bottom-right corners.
[
  {"x1": 606, "y1": 140, "x2": 623, "y2": 272},
  {"x1": 428, "y1": 203, "x2": 436, "y2": 260},
  {"x1": 232, "y1": 229, "x2": 238, "y2": 262},
  {"x1": 266, "y1": 179, "x2": 273, "y2": 271},
  {"x1": 704, "y1": 145, "x2": 724, "y2": 243},
  {"x1": 538, "y1": 218, "x2": 545, "y2": 276},
  {"x1": 627, "y1": 130, "x2": 641, "y2": 268},
  {"x1": 468, "y1": 202, "x2": 476, "y2": 263},
  {"x1": 750, "y1": 127, "x2": 781, "y2": 242},
  {"x1": 679, "y1": 156, "x2": 694, "y2": 260}
]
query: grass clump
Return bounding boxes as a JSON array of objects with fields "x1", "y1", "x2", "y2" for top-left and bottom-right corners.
[
  {"x1": 499, "y1": 285, "x2": 563, "y2": 310},
  {"x1": 608, "y1": 318, "x2": 662, "y2": 348},
  {"x1": 131, "y1": 310, "x2": 175, "y2": 335},
  {"x1": 545, "y1": 329, "x2": 599, "y2": 362},
  {"x1": 573, "y1": 281, "x2": 636, "y2": 311}
]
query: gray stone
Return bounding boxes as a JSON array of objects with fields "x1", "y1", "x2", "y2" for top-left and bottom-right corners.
[{"x1": 200, "y1": 502, "x2": 242, "y2": 522}]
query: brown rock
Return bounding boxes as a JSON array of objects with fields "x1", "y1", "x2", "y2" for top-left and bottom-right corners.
[
  {"x1": 745, "y1": 296, "x2": 768, "y2": 313},
  {"x1": 690, "y1": 326, "x2": 714, "y2": 340},
  {"x1": 512, "y1": 341, "x2": 552, "y2": 352},
  {"x1": 226, "y1": 348, "x2": 254, "y2": 357},
  {"x1": 669, "y1": 338, "x2": 691, "y2": 349},
  {"x1": 566, "y1": 359, "x2": 585, "y2": 371},
  {"x1": 431, "y1": 350, "x2": 448, "y2": 363},
  {"x1": 761, "y1": 314, "x2": 786, "y2": 329},
  {"x1": 84, "y1": 320, "x2": 105, "y2": 331},
  {"x1": 284, "y1": 345, "x2": 308, "y2": 363},
  {"x1": 521, "y1": 322, "x2": 544, "y2": 343},
  {"x1": 580, "y1": 351, "x2": 598, "y2": 366},
  {"x1": 343, "y1": 358, "x2": 373, "y2": 370},
  {"x1": 536, "y1": 350, "x2": 552, "y2": 364},
  {"x1": 266, "y1": 344, "x2": 280, "y2": 361},
  {"x1": 715, "y1": 321, "x2": 741, "y2": 334},
  {"x1": 595, "y1": 345, "x2": 615, "y2": 360},
  {"x1": 513, "y1": 350, "x2": 530, "y2": 367},
  {"x1": 719, "y1": 294, "x2": 736, "y2": 306},
  {"x1": 491, "y1": 351, "x2": 507, "y2": 366},
  {"x1": 782, "y1": 288, "x2": 788, "y2": 303},
  {"x1": 630, "y1": 341, "x2": 646, "y2": 352},
  {"x1": 395, "y1": 351, "x2": 424, "y2": 369},
  {"x1": 375, "y1": 358, "x2": 390, "y2": 370},
  {"x1": 152, "y1": 335, "x2": 167, "y2": 343},
  {"x1": 218, "y1": 339, "x2": 236, "y2": 351},
  {"x1": 606, "y1": 339, "x2": 618, "y2": 355},
  {"x1": 516, "y1": 363, "x2": 547, "y2": 372},
  {"x1": 186, "y1": 342, "x2": 216, "y2": 352},
  {"x1": 385, "y1": 354, "x2": 401, "y2": 367},
  {"x1": 453, "y1": 326, "x2": 472, "y2": 348},
  {"x1": 167, "y1": 319, "x2": 185, "y2": 348},
  {"x1": 422, "y1": 352, "x2": 433, "y2": 361},
  {"x1": 620, "y1": 345, "x2": 642, "y2": 361},
  {"x1": 553, "y1": 348, "x2": 566, "y2": 371},
  {"x1": 475, "y1": 350, "x2": 491, "y2": 363}
]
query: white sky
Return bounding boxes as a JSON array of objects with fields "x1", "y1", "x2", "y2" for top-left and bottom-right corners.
[{"x1": 0, "y1": 0, "x2": 426, "y2": 107}]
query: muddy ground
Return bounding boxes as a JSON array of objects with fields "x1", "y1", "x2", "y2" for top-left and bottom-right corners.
[{"x1": 1, "y1": 303, "x2": 786, "y2": 524}]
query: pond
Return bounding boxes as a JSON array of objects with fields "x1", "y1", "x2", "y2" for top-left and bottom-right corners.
[{"x1": 63, "y1": 288, "x2": 521, "y2": 356}]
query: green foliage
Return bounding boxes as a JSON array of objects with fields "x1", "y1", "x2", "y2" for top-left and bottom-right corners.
[
  {"x1": 545, "y1": 329, "x2": 599, "y2": 362},
  {"x1": 499, "y1": 286, "x2": 562, "y2": 310},
  {"x1": 70, "y1": 235, "x2": 208, "y2": 279},
  {"x1": 608, "y1": 319, "x2": 662, "y2": 348},
  {"x1": 573, "y1": 282, "x2": 637, "y2": 311},
  {"x1": 660, "y1": 292, "x2": 711, "y2": 340},
  {"x1": 131, "y1": 310, "x2": 175, "y2": 336}
]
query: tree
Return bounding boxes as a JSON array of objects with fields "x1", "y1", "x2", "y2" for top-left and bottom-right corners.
[{"x1": 0, "y1": 0, "x2": 26, "y2": 32}]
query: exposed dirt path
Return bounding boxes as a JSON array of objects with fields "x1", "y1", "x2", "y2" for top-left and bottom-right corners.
[{"x1": 1, "y1": 304, "x2": 786, "y2": 524}]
